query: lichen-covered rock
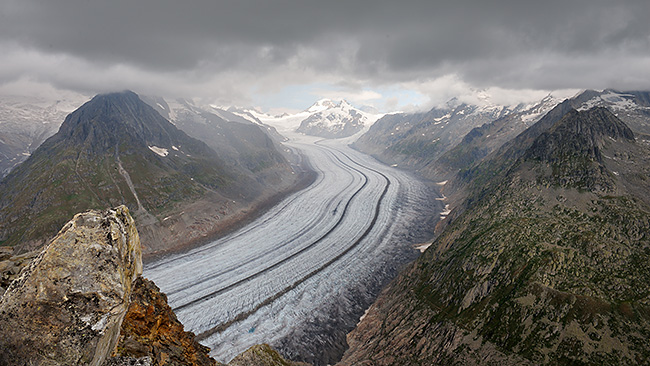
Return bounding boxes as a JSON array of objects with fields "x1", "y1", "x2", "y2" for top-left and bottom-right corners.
[
  {"x1": 102, "y1": 357, "x2": 153, "y2": 366},
  {"x1": 227, "y1": 344, "x2": 310, "y2": 366},
  {"x1": 0, "y1": 205, "x2": 142, "y2": 366},
  {"x1": 0, "y1": 249, "x2": 38, "y2": 299},
  {"x1": 108, "y1": 276, "x2": 219, "y2": 366}
]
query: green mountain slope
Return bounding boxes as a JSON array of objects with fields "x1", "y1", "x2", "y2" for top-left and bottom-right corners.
[
  {"x1": 0, "y1": 91, "x2": 273, "y2": 254},
  {"x1": 340, "y1": 107, "x2": 650, "y2": 365}
]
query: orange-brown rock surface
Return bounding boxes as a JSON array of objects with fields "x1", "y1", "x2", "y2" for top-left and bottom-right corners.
[{"x1": 109, "y1": 276, "x2": 219, "y2": 366}]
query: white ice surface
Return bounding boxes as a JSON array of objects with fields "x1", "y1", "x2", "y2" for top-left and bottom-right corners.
[{"x1": 145, "y1": 134, "x2": 434, "y2": 363}]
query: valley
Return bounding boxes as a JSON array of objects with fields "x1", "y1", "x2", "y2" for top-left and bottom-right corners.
[
  {"x1": 144, "y1": 134, "x2": 441, "y2": 365},
  {"x1": 2, "y1": 3, "x2": 649, "y2": 365}
]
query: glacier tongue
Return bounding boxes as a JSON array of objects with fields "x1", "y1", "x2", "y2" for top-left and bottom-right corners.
[{"x1": 144, "y1": 133, "x2": 440, "y2": 364}]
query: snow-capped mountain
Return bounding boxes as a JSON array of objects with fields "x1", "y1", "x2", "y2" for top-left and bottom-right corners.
[
  {"x1": 352, "y1": 92, "x2": 569, "y2": 179},
  {"x1": 306, "y1": 99, "x2": 338, "y2": 113},
  {"x1": 573, "y1": 89, "x2": 650, "y2": 134},
  {"x1": 241, "y1": 99, "x2": 383, "y2": 139},
  {"x1": 295, "y1": 99, "x2": 382, "y2": 139},
  {"x1": 0, "y1": 93, "x2": 89, "y2": 176}
]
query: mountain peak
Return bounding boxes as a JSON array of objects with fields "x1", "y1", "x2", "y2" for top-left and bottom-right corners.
[
  {"x1": 307, "y1": 99, "x2": 338, "y2": 113},
  {"x1": 551, "y1": 107, "x2": 635, "y2": 143},
  {"x1": 526, "y1": 107, "x2": 635, "y2": 165},
  {"x1": 523, "y1": 107, "x2": 635, "y2": 191},
  {"x1": 297, "y1": 99, "x2": 375, "y2": 139},
  {"x1": 55, "y1": 90, "x2": 188, "y2": 155}
]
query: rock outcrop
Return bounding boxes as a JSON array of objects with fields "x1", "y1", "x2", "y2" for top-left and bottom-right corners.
[
  {"x1": 0, "y1": 205, "x2": 142, "y2": 365},
  {"x1": 227, "y1": 344, "x2": 310, "y2": 366},
  {"x1": 0, "y1": 248, "x2": 38, "y2": 298},
  {"x1": 108, "y1": 276, "x2": 219, "y2": 366}
]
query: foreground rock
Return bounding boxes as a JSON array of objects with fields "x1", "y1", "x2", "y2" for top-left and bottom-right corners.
[
  {"x1": 228, "y1": 344, "x2": 310, "y2": 366},
  {"x1": 107, "y1": 278, "x2": 307, "y2": 366},
  {"x1": 0, "y1": 206, "x2": 142, "y2": 365},
  {"x1": 108, "y1": 277, "x2": 219, "y2": 366}
]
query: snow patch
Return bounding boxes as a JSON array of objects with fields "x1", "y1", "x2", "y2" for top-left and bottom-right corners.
[
  {"x1": 415, "y1": 243, "x2": 432, "y2": 253},
  {"x1": 148, "y1": 145, "x2": 169, "y2": 157},
  {"x1": 433, "y1": 113, "x2": 451, "y2": 122},
  {"x1": 440, "y1": 204, "x2": 451, "y2": 219}
]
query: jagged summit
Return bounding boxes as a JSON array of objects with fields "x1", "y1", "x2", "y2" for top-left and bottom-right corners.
[
  {"x1": 523, "y1": 107, "x2": 636, "y2": 192},
  {"x1": 526, "y1": 107, "x2": 634, "y2": 164},
  {"x1": 306, "y1": 98, "x2": 339, "y2": 113},
  {"x1": 572, "y1": 89, "x2": 650, "y2": 134}
]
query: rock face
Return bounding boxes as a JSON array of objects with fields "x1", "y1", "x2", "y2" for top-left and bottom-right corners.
[
  {"x1": 109, "y1": 276, "x2": 218, "y2": 366},
  {"x1": 339, "y1": 108, "x2": 650, "y2": 365},
  {"x1": 227, "y1": 344, "x2": 310, "y2": 366},
  {"x1": 0, "y1": 205, "x2": 142, "y2": 366}
]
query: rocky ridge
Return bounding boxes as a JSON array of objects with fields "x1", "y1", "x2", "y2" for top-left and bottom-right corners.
[
  {"x1": 228, "y1": 344, "x2": 310, "y2": 366},
  {"x1": 107, "y1": 276, "x2": 218, "y2": 366},
  {"x1": 339, "y1": 107, "x2": 650, "y2": 365},
  {"x1": 352, "y1": 95, "x2": 563, "y2": 180}
]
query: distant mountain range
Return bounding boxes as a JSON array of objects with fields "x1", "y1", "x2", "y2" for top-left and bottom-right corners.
[
  {"x1": 354, "y1": 90, "x2": 650, "y2": 183},
  {"x1": 352, "y1": 93, "x2": 566, "y2": 179},
  {"x1": 247, "y1": 99, "x2": 383, "y2": 139},
  {"x1": 0, "y1": 93, "x2": 89, "y2": 176}
]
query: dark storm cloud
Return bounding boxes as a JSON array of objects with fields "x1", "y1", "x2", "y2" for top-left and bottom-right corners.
[{"x1": 1, "y1": 0, "x2": 649, "y2": 103}]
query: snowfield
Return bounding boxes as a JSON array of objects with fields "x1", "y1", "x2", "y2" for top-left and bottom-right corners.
[{"x1": 145, "y1": 134, "x2": 440, "y2": 364}]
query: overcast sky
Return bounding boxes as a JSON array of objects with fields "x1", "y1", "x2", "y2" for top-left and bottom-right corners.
[{"x1": 1, "y1": 0, "x2": 649, "y2": 112}]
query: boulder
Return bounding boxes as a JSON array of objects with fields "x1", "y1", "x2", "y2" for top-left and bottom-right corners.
[
  {"x1": 227, "y1": 344, "x2": 310, "y2": 366},
  {"x1": 0, "y1": 205, "x2": 142, "y2": 365}
]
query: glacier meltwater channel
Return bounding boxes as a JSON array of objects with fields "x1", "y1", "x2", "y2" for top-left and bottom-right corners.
[{"x1": 144, "y1": 135, "x2": 440, "y2": 363}]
